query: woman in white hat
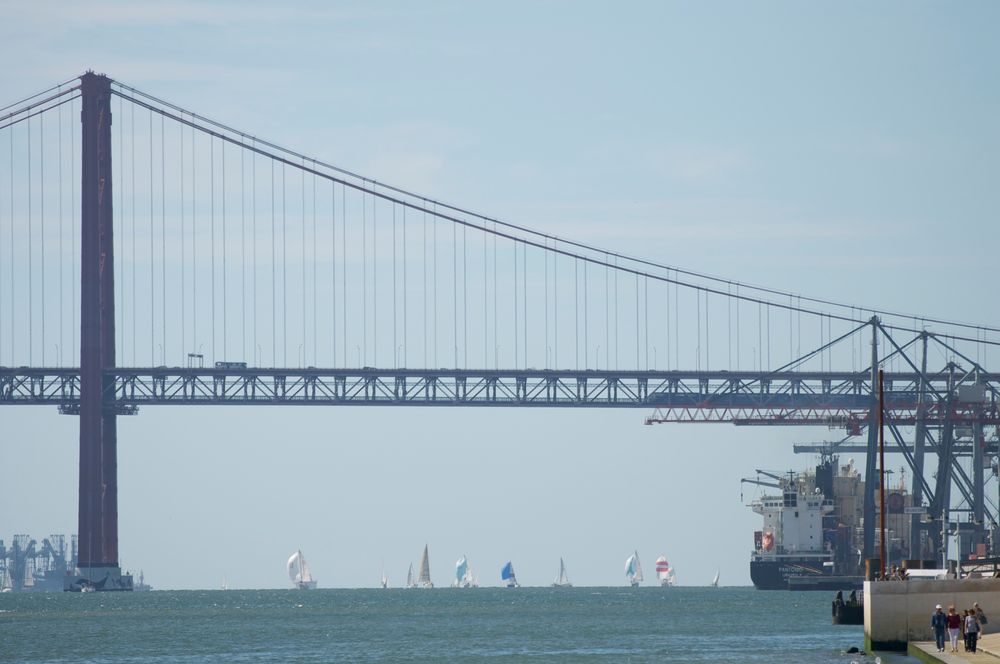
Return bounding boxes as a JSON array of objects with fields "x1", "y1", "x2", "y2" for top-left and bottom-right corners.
[{"x1": 931, "y1": 604, "x2": 947, "y2": 652}]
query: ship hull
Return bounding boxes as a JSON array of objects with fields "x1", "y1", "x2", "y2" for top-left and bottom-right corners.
[{"x1": 750, "y1": 559, "x2": 862, "y2": 591}]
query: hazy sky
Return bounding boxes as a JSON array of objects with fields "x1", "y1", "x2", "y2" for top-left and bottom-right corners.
[{"x1": 2, "y1": 1, "x2": 999, "y2": 589}]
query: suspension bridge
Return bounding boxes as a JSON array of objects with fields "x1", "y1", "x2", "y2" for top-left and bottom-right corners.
[{"x1": 1, "y1": 71, "x2": 998, "y2": 590}]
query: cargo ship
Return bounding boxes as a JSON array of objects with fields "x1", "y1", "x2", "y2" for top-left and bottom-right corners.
[{"x1": 744, "y1": 452, "x2": 911, "y2": 590}]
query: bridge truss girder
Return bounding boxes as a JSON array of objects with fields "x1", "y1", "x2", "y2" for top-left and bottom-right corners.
[{"x1": 2, "y1": 367, "x2": 998, "y2": 410}]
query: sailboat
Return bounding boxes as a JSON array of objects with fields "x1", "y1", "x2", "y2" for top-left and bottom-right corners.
[
  {"x1": 625, "y1": 551, "x2": 644, "y2": 587},
  {"x1": 406, "y1": 563, "x2": 415, "y2": 588},
  {"x1": 452, "y1": 555, "x2": 477, "y2": 588},
  {"x1": 287, "y1": 549, "x2": 317, "y2": 589},
  {"x1": 654, "y1": 555, "x2": 676, "y2": 587},
  {"x1": 711, "y1": 570, "x2": 720, "y2": 588},
  {"x1": 221, "y1": 576, "x2": 229, "y2": 591},
  {"x1": 415, "y1": 545, "x2": 434, "y2": 588},
  {"x1": 551, "y1": 557, "x2": 572, "y2": 588},
  {"x1": 380, "y1": 566, "x2": 388, "y2": 589},
  {"x1": 501, "y1": 561, "x2": 519, "y2": 588}
]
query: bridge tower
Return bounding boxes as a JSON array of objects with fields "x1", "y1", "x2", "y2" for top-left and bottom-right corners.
[{"x1": 65, "y1": 72, "x2": 131, "y2": 591}]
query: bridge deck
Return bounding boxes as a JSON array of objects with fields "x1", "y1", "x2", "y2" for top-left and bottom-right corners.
[{"x1": 2, "y1": 368, "x2": 997, "y2": 420}]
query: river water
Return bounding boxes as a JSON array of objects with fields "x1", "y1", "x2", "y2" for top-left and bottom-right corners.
[{"x1": 2, "y1": 586, "x2": 918, "y2": 663}]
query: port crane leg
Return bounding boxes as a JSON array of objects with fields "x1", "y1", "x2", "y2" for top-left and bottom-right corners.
[
  {"x1": 863, "y1": 318, "x2": 880, "y2": 564},
  {"x1": 910, "y1": 333, "x2": 929, "y2": 559}
]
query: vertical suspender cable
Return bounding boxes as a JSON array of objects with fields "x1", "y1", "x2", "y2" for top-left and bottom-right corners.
[
  {"x1": 341, "y1": 183, "x2": 346, "y2": 366},
  {"x1": 736, "y1": 284, "x2": 740, "y2": 369},
  {"x1": 161, "y1": 115, "x2": 165, "y2": 363},
  {"x1": 392, "y1": 203, "x2": 399, "y2": 368},
  {"x1": 300, "y1": 161, "x2": 305, "y2": 366},
  {"x1": 666, "y1": 269, "x2": 670, "y2": 370},
  {"x1": 453, "y1": 212, "x2": 457, "y2": 368},
  {"x1": 240, "y1": 141, "x2": 245, "y2": 363},
  {"x1": 483, "y1": 222, "x2": 487, "y2": 367},
  {"x1": 312, "y1": 166, "x2": 317, "y2": 364},
  {"x1": 789, "y1": 295, "x2": 793, "y2": 364},
  {"x1": 423, "y1": 206, "x2": 427, "y2": 367},
  {"x1": 463, "y1": 223, "x2": 467, "y2": 368},
  {"x1": 150, "y1": 108, "x2": 154, "y2": 364},
  {"x1": 27, "y1": 116, "x2": 32, "y2": 364},
  {"x1": 514, "y1": 240, "x2": 521, "y2": 369},
  {"x1": 180, "y1": 118, "x2": 185, "y2": 359},
  {"x1": 424, "y1": 208, "x2": 439, "y2": 366},
  {"x1": 635, "y1": 274, "x2": 640, "y2": 370},
  {"x1": 584, "y1": 259, "x2": 588, "y2": 371},
  {"x1": 71, "y1": 98, "x2": 77, "y2": 364},
  {"x1": 362, "y1": 184, "x2": 367, "y2": 364},
  {"x1": 210, "y1": 135, "x2": 216, "y2": 362},
  {"x1": 271, "y1": 159, "x2": 276, "y2": 366},
  {"x1": 705, "y1": 291, "x2": 710, "y2": 370},
  {"x1": 58, "y1": 90, "x2": 64, "y2": 365},
  {"x1": 373, "y1": 187, "x2": 378, "y2": 367},
  {"x1": 522, "y1": 241, "x2": 527, "y2": 369},
  {"x1": 554, "y1": 240, "x2": 558, "y2": 369},
  {"x1": 402, "y1": 205, "x2": 407, "y2": 367},
  {"x1": 575, "y1": 258, "x2": 579, "y2": 369},
  {"x1": 493, "y1": 222, "x2": 497, "y2": 368},
  {"x1": 673, "y1": 275, "x2": 679, "y2": 369},
  {"x1": 767, "y1": 305, "x2": 772, "y2": 368},
  {"x1": 282, "y1": 163, "x2": 286, "y2": 366},
  {"x1": 604, "y1": 255, "x2": 609, "y2": 371},
  {"x1": 330, "y1": 180, "x2": 337, "y2": 367},
  {"x1": 614, "y1": 257, "x2": 619, "y2": 370},
  {"x1": 696, "y1": 291, "x2": 701, "y2": 371},
  {"x1": 252, "y1": 141, "x2": 256, "y2": 365},
  {"x1": 758, "y1": 302, "x2": 763, "y2": 372},
  {"x1": 41, "y1": 111, "x2": 45, "y2": 365},
  {"x1": 222, "y1": 138, "x2": 227, "y2": 362},
  {"x1": 10, "y1": 121, "x2": 16, "y2": 361},
  {"x1": 190, "y1": 118, "x2": 195, "y2": 362},
  {"x1": 727, "y1": 285, "x2": 732, "y2": 369},
  {"x1": 514, "y1": 238, "x2": 519, "y2": 368}
]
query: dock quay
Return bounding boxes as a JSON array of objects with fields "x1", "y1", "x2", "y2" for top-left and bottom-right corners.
[
  {"x1": 865, "y1": 576, "x2": 1000, "y2": 652},
  {"x1": 908, "y1": 632, "x2": 1000, "y2": 663}
]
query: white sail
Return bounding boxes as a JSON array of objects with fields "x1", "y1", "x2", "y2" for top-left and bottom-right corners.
[
  {"x1": 287, "y1": 549, "x2": 317, "y2": 589},
  {"x1": 712, "y1": 570, "x2": 720, "y2": 587},
  {"x1": 299, "y1": 553, "x2": 314, "y2": 583},
  {"x1": 626, "y1": 551, "x2": 642, "y2": 586},
  {"x1": 406, "y1": 563, "x2": 414, "y2": 588},
  {"x1": 454, "y1": 556, "x2": 468, "y2": 587},
  {"x1": 552, "y1": 557, "x2": 572, "y2": 587},
  {"x1": 416, "y1": 545, "x2": 433, "y2": 587}
]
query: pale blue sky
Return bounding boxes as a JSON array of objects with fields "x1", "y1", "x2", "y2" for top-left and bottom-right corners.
[{"x1": 1, "y1": 1, "x2": 999, "y2": 589}]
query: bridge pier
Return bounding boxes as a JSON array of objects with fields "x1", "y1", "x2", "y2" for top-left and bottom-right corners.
[{"x1": 66, "y1": 72, "x2": 131, "y2": 592}]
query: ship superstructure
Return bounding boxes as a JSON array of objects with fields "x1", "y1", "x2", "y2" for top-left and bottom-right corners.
[{"x1": 744, "y1": 453, "x2": 911, "y2": 590}]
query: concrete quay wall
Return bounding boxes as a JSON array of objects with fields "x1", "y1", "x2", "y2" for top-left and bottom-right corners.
[{"x1": 865, "y1": 578, "x2": 1000, "y2": 651}]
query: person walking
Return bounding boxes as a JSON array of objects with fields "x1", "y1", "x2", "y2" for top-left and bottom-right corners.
[
  {"x1": 931, "y1": 604, "x2": 947, "y2": 652},
  {"x1": 947, "y1": 606, "x2": 963, "y2": 652},
  {"x1": 967, "y1": 608, "x2": 982, "y2": 653},
  {"x1": 963, "y1": 609, "x2": 971, "y2": 651},
  {"x1": 974, "y1": 602, "x2": 989, "y2": 629}
]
